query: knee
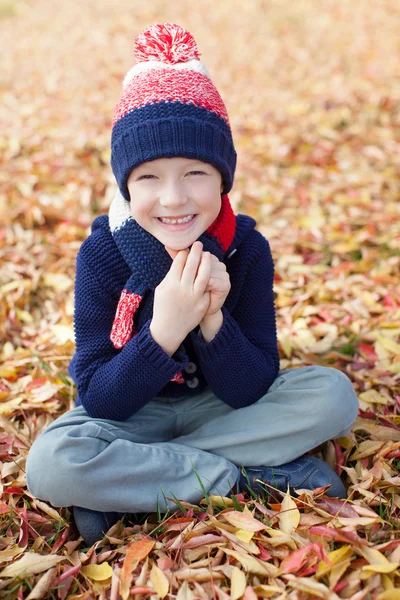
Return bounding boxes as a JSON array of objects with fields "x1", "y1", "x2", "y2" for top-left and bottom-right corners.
[
  {"x1": 26, "y1": 432, "x2": 58, "y2": 502},
  {"x1": 311, "y1": 366, "x2": 359, "y2": 435},
  {"x1": 26, "y1": 426, "x2": 87, "y2": 506},
  {"x1": 26, "y1": 422, "x2": 112, "y2": 507}
]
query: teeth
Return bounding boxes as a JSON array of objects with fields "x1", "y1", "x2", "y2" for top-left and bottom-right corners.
[{"x1": 159, "y1": 215, "x2": 195, "y2": 224}]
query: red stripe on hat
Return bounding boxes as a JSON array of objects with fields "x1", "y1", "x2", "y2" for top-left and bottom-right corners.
[{"x1": 113, "y1": 69, "x2": 230, "y2": 126}]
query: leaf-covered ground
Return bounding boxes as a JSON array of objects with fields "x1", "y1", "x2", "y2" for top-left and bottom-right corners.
[{"x1": 1, "y1": 0, "x2": 400, "y2": 598}]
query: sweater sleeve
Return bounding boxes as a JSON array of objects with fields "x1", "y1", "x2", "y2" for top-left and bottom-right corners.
[
  {"x1": 190, "y1": 235, "x2": 280, "y2": 408},
  {"x1": 71, "y1": 252, "x2": 189, "y2": 421}
]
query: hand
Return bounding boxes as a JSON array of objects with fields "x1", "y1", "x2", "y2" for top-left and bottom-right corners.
[
  {"x1": 165, "y1": 247, "x2": 231, "y2": 318},
  {"x1": 203, "y1": 253, "x2": 231, "y2": 317},
  {"x1": 150, "y1": 242, "x2": 211, "y2": 355}
]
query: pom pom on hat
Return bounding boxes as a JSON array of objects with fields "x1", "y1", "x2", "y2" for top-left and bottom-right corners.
[{"x1": 134, "y1": 23, "x2": 201, "y2": 64}]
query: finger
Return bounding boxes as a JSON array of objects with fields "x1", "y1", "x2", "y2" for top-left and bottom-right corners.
[
  {"x1": 169, "y1": 248, "x2": 189, "y2": 278},
  {"x1": 209, "y1": 263, "x2": 227, "y2": 275},
  {"x1": 165, "y1": 246, "x2": 182, "y2": 260},
  {"x1": 181, "y1": 241, "x2": 203, "y2": 287},
  {"x1": 206, "y1": 275, "x2": 230, "y2": 291},
  {"x1": 193, "y1": 251, "x2": 212, "y2": 296}
]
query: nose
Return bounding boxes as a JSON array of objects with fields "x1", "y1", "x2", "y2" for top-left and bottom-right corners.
[{"x1": 159, "y1": 182, "x2": 188, "y2": 208}]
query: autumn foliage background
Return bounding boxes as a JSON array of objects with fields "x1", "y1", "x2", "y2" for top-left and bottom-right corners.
[{"x1": 1, "y1": 0, "x2": 400, "y2": 598}]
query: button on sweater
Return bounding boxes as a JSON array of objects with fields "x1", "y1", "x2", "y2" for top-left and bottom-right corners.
[{"x1": 69, "y1": 214, "x2": 280, "y2": 421}]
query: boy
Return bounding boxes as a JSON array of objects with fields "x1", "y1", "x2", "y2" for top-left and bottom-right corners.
[{"x1": 27, "y1": 23, "x2": 359, "y2": 546}]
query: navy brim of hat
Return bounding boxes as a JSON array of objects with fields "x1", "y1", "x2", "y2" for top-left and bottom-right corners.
[{"x1": 111, "y1": 102, "x2": 237, "y2": 201}]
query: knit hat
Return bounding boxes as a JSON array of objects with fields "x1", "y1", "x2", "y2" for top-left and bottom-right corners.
[{"x1": 111, "y1": 22, "x2": 237, "y2": 200}]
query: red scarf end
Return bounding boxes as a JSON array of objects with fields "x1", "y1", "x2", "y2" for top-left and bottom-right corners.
[{"x1": 110, "y1": 290, "x2": 142, "y2": 349}]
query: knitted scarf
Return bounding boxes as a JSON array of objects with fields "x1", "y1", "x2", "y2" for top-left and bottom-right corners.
[{"x1": 109, "y1": 189, "x2": 236, "y2": 382}]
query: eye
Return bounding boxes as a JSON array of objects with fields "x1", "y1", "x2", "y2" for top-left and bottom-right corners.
[
  {"x1": 137, "y1": 174, "x2": 156, "y2": 180},
  {"x1": 188, "y1": 171, "x2": 205, "y2": 176}
]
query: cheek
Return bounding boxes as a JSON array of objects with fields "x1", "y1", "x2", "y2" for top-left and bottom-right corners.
[{"x1": 129, "y1": 199, "x2": 154, "y2": 223}]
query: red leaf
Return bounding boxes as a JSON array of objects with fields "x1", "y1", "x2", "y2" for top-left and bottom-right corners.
[
  {"x1": 4, "y1": 487, "x2": 25, "y2": 495},
  {"x1": 315, "y1": 498, "x2": 358, "y2": 518},
  {"x1": 358, "y1": 344, "x2": 378, "y2": 361},
  {"x1": 0, "y1": 501, "x2": 10, "y2": 514},
  {"x1": 25, "y1": 378, "x2": 48, "y2": 391},
  {"x1": 309, "y1": 525, "x2": 368, "y2": 545},
  {"x1": 256, "y1": 544, "x2": 272, "y2": 561}
]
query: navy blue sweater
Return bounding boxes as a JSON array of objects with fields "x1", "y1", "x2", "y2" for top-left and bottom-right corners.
[{"x1": 69, "y1": 214, "x2": 280, "y2": 421}]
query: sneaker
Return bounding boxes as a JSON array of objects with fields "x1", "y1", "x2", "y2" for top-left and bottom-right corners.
[
  {"x1": 238, "y1": 455, "x2": 346, "y2": 499},
  {"x1": 72, "y1": 507, "x2": 125, "y2": 546}
]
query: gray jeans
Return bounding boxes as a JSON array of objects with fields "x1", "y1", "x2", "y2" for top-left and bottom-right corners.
[{"x1": 26, "y1": 366, "x2": 358, "y2": 513}]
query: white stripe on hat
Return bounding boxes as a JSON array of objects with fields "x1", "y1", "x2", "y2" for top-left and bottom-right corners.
[{"x1": 122, "y1": 59, "x2": 211, "y2": 90}]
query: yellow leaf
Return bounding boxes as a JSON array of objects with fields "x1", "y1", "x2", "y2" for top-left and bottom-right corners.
[
  {"x1": 200, "y1": 495, "x2": 234, "y2": 507},
  {"x1": 336, "y1": 517, "x2": 379, "y2": 527},
  {"x1": 377, "y1": 592, "x2": 400, "y2": 600},
  {"x1": 236, "y1": 529, "x2": 255, "y2": 544},
  {"x1": 359, "y1": 547, "x2": 390, "y2": 565},
  {"x1": 16, "y1": 309, "x2": 33, "y2": 323},
  {"x1": 287, "y1": 575, "x2": 335, "y2": 598},
  {"x1": 224, "y1": 510, "x2": 265, "y2": 532},
  {"x1": 222, "y1": 548, "x2": 277, "y2": 577},
  {"x1": 316, "y1": 545, "x2": 352, "y2": 576},
  {"x1": 358, "y1": 390, "x2": 388, "y2": 405},
  {"x1": 215, "y1": 525, "x2": 260, "y2": 554},
  {"x1": 1, "y1": 342, "x2": 14, "y2": 360},
  {"x1": 0, "y1": 544, "x2": 25, "y2": 561},
  {"x1": 0, "y1": 553, "x2": 65, "y2": 577},
  {"x1": 150, "y1": 564, "x2": 169, "y2": 598},
  {"x1": 376, "y1": 335, "x2": 400, "y2": 355},
  {"x1": 264, "y1": 527, "x2": 296, "y2": 549},
  {"x1": 42, "y1": 273, "x2": 73, "y2": 291},
  {"x1": 329, "y1": 560, "x2": 352, "y2": 590},
  {"x1": 81, "y1": 563, "x2": 113, "y2": 581},
  {"x1": 349, "y1": 440, "x2": 385, "y2": 460},
  {"x1": 30, "y1": 499, "x2": 66, "y2": 523},
  {"x1": 362, "y1": 563, "x2": 399, "y2": 574},
  {"x1": 0, "y1": 365, "x2": 17, "y2": 378},
  {"x1": 331, "y1": 241, "x2": 359, "y2": 253},
  {"x1": 382, "y1": 573, "x2": 395, "y2": 591},
  {"x1": 51, "y1": 324, "x2": 75, "y2": 345},
  {"x1": 253, "y1": 585, "x2": 283, "y2": 598},
  {"x1": 278, "y1": 334, "x2": 292, "y2": 358},
  {"x1": 278, "y1": 488, "x2": 300, "y2": 534},
  {"x1": 230, "y1": 566, "x2": 246, "y2": 600}
]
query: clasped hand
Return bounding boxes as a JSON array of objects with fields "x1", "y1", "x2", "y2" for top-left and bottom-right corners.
[{"x1": 149, "y1": 241, "x2": 231, "y2": 355}]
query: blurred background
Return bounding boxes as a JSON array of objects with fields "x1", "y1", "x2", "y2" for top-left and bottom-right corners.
[{"x1": 1, "y1": 0, "x2": 400, "y2": 417}]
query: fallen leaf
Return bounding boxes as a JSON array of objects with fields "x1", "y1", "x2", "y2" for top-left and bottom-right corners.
[
  {"x1": 0, "y1": 552, "x2": 65, "y2": 577},
  {"x1": 150, "y1": 564, "x2": 169, "y2": 599},
  {"x1": 81, "y1": 562, "x2": 113, "y2": 581},
  {"x1": 278, "y1": 488, "x2": 300, "y2": 534},
  {"x1": 224, "y1": 510, "x2": 265, "y2": 532},
  {"x1": 230, "y1": 566, "x2": 246, "y2": 600}
]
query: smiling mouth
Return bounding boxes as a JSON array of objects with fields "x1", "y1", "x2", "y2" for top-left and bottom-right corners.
[{"x1": 157, "y1": 215, "x2": 196, "y2": 225}]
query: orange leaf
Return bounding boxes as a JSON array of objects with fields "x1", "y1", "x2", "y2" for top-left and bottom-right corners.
[{"x1": 120, "y1": 538, "x2": 155, "y2": 600}]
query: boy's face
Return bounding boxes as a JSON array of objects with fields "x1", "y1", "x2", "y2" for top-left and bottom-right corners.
[{"x1": 127, "y1": 157, "x2": 223, "y2": 250}]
